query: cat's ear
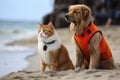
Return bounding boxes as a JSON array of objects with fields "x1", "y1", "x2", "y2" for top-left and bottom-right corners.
[
  {"x1": 48, "y1": 22, "x2": 54, "y2": 28},
  {"x1": 37, "y1": 23, "x2": 42, "y2": 28}
]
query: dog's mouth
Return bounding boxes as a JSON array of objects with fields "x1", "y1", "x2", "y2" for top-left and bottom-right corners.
[
  {"x1": 65, "y1": 14, "x2": 70, "y2": 23},
  {"x1": 65, "y1": 14, "x2": 77, "y2": 23}
]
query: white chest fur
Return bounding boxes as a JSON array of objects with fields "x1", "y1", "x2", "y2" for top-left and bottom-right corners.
[{"x1": 38, "y1": 32, "x2": 61, "y2": 65}]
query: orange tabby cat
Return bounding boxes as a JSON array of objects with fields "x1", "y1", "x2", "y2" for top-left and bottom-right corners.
[{"x1": 38, "y1": 22, "x2": 74, "y2": 72}]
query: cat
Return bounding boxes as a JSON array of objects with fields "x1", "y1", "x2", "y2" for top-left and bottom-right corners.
[{"x1": 38, "y1": 22, "x2": 74, "y2": 72}]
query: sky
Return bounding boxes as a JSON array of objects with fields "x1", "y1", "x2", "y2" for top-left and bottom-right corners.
[{"x1": 0, "y1": 0, "x2": 53, "y2": 22}]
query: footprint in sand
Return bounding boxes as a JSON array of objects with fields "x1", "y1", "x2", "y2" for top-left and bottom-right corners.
[
  {"x1": 85, "y1": 69, "x2": 99, "y2": 74},
  {"x1": 94, "y1": 74, "x2": 102, "y2": 77},
  {"x1": 108, "y1": 72, "x2": 120, "y2": 78}
]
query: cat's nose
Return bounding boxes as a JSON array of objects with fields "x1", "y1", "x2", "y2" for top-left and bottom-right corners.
[{"x1": 39, "y1": 33, "x2": 42, "y2": 37}]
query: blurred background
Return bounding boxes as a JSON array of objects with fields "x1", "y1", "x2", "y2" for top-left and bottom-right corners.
[
  {"x1": 43, "y1": 0, "x2": 120, "y2": 28},
  {"x1": 0, "y1": 0, "x2": 120, "y2": 77}
]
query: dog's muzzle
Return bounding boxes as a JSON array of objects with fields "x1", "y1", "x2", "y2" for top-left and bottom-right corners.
[{"x1": 65, "y1": 14, "x2": 70, "y2": 22}]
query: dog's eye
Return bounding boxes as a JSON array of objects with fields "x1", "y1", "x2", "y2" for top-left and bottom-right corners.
[
  {"x1": 74, "y1": 11, "x2": 77, "y2": 13},
  {"x1": 74, "y1": 11, "x2": 80, "y2": 14}
]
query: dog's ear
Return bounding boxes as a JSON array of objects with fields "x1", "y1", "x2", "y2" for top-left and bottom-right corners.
[
  {"x1": 81, "y1": 5, "x2": 91, "y2": 21},
  {"x1": 48, "y1": 22, "x2": 53, "y2": 26}
]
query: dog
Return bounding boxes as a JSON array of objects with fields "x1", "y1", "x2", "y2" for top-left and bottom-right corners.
[{"x1": 65, "y1": 4, "x2": 115, "y2": 69}]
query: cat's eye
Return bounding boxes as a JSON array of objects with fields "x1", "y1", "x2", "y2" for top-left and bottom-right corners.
[{"x1": 42, "y1": 30, "x2": 45, "y2": 33}]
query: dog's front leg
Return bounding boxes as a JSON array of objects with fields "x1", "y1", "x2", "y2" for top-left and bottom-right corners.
[
  {"x1": 88, "y1": 33, "x2": 102, "y2": 69},
  {"x1": 75, "y1": 45, "x2": 84, "y2": 68},
  {"x1": 89, "y1": 46, "x2": 100, "y2": 69}
]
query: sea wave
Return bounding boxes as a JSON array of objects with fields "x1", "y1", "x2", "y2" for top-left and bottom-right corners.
[{"x1": 0, "y1": 21, "x2": 37, "y2": 77}]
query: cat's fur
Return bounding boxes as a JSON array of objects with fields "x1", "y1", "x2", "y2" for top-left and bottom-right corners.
[{"x1": 38, "y1": 22, "x2": 74, "y2": 72}]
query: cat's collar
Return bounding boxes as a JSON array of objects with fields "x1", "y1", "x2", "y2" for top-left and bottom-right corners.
[
  {"x1": 43, "y1": 40, "x2": 56, "y2": 51},
  {"x1": 44, "y1": 40, "x2": 56, "y2": 45}
]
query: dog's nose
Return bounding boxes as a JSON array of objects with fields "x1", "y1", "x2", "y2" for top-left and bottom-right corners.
[
  {"x1": 65, "y1": 14, "x2": 69, "y2": 19},
  {"x1": 65, "y1": 14, "x2": 70, "y2": 22}
]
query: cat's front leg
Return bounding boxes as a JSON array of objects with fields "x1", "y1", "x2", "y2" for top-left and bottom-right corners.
[
  {"x1": 49, "y1": 51, "x2": 58, "y2": 71},
  {"x1": 50, "y1": 63, "x2": 58, "y2": 71},
  {"x1": 40, "y1": 58, "x2": 46, "y2": 72}
]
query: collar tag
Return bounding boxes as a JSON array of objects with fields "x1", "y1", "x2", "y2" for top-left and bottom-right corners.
[
  {"x1": 43, "y1": 45, "x2": 47, "y2": 51},
  {"x1": 43, "y1": 40, "x2": 56, "y2": 51}
]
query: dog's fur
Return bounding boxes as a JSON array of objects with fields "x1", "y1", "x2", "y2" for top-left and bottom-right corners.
[{"x1": 65, "y1": 4, "x2": 115, "y2": 69}]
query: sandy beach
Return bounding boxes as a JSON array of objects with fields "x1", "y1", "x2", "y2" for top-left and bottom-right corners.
[{"x1": 1, "y1": 26, "x2": 120, "y2": 80}]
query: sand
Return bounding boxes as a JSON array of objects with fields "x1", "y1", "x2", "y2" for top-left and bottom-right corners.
[{"x1": 1, "y1": 26, "x2": 120, "y2": 80}]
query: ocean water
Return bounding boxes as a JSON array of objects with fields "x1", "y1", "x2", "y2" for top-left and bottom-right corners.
[
  {"x1": 0, "y1": 21, "x2": 37, "y2": 44},
  {"x1": 0, "y1": 21, "x2": 37, "y2": 77}
]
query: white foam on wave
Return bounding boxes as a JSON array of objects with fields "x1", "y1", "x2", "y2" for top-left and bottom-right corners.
[
  {"x1": 0, "y1": 43, "x2": 36, "y2": 77},
  {"x1": 0, "y1": 45, "x2": 36, "y2": 77}
]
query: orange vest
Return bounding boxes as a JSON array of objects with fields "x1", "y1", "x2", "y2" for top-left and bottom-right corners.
[{"x1": 74, "y1": 23, "x2": 112, "y2": 63}]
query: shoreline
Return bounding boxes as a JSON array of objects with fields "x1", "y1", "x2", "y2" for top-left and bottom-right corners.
[
  {"x1": 24, "y1": 52, "x2": 40, "y2": 71},
  {"x1": 0, "y1": 36, "x2": 37, "y2": 77}
]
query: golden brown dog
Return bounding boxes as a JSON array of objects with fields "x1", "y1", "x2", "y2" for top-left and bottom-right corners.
[{"x1": 65, "y1": 4, "x2": 115, "y2": 70}]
